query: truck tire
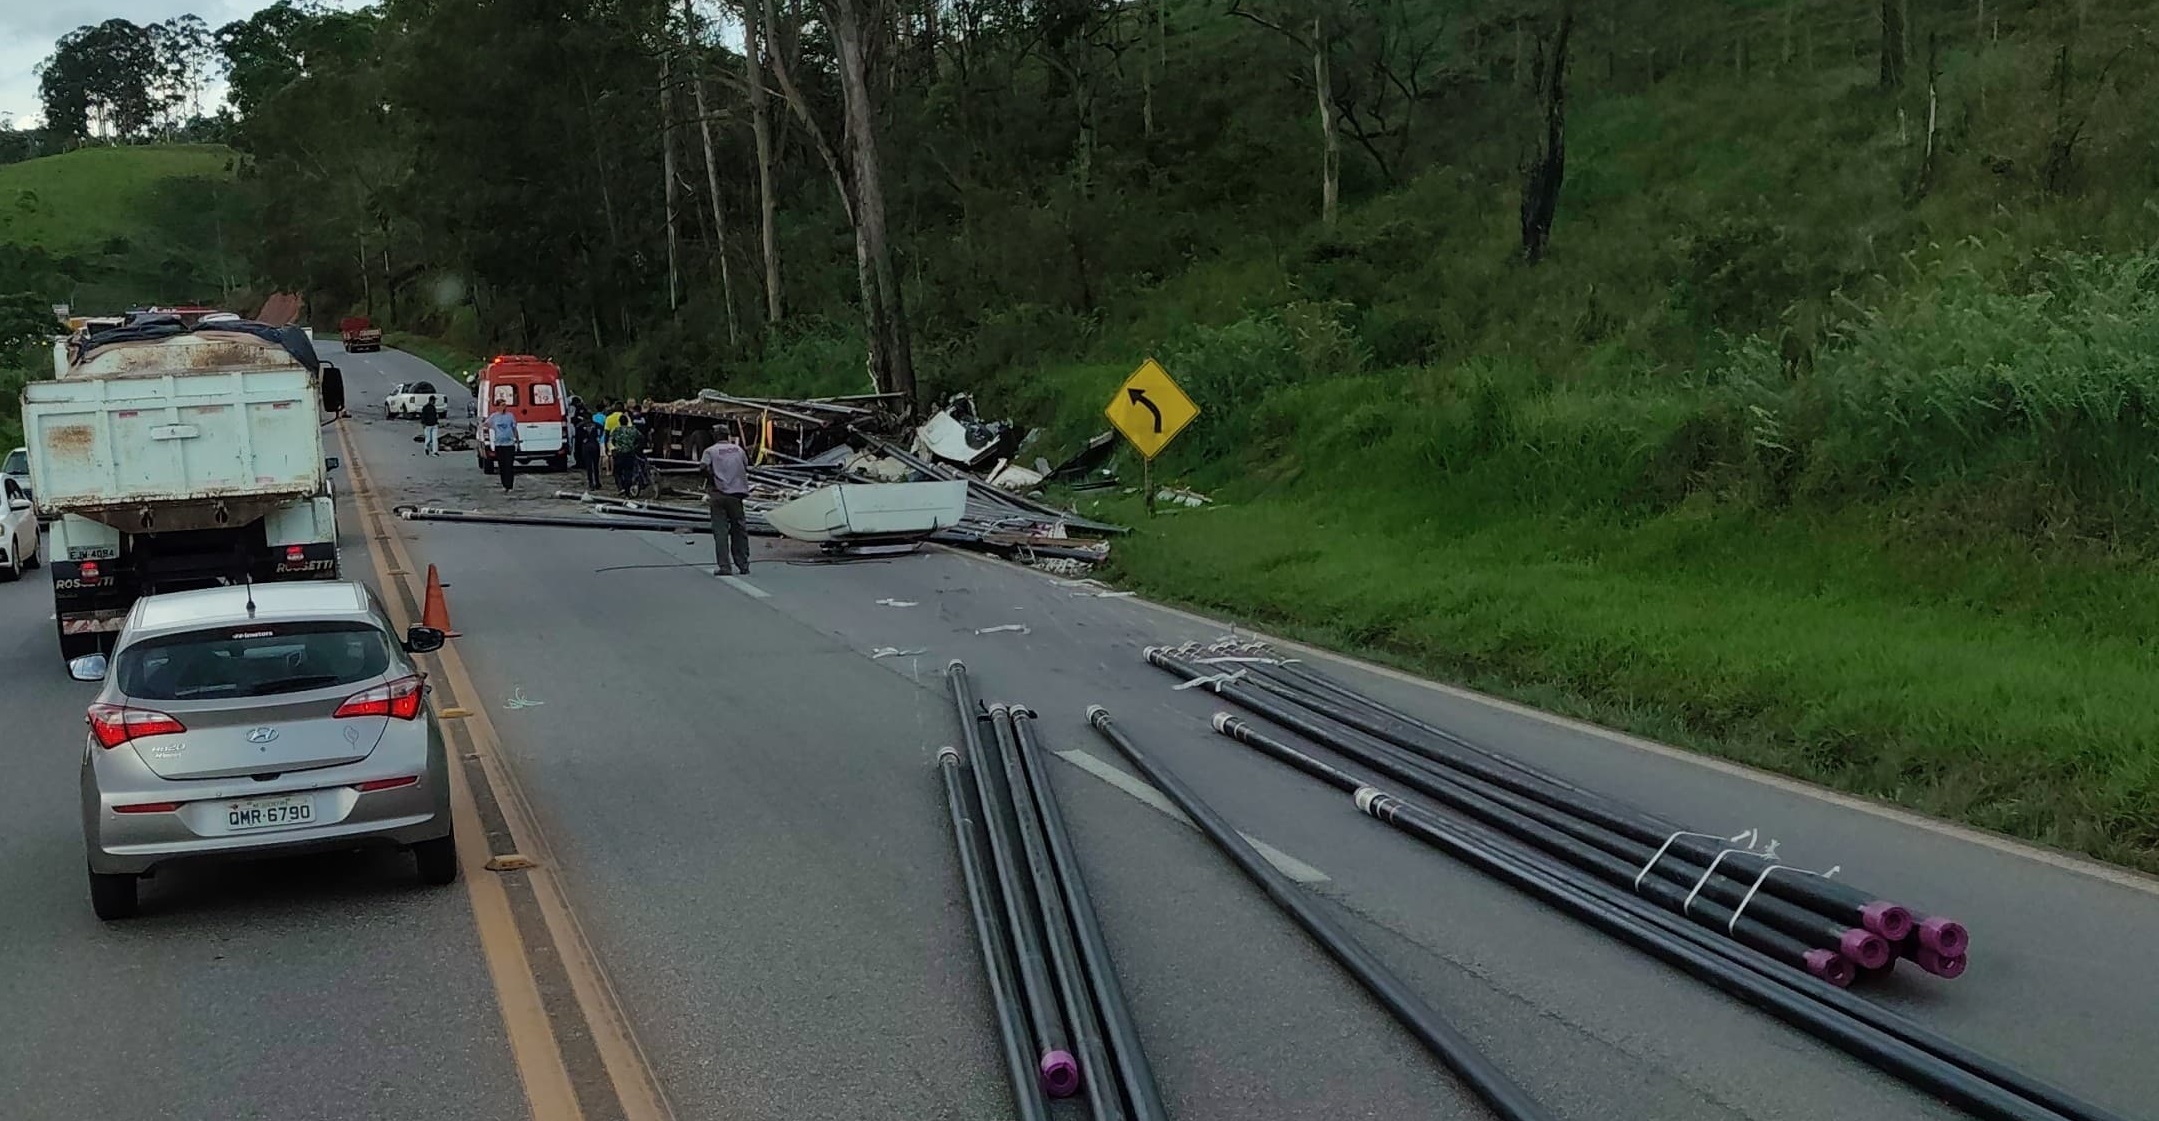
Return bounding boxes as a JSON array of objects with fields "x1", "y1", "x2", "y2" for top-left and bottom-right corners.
[
  {"x1": 548, "y1": 454, "x2": 568, "y2": 472},
  {"x1": 684, "y1": 430, "x2": 712, "y2": 464}
]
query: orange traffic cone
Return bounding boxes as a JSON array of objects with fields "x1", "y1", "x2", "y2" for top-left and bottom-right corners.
[{"x1": 421, "y1": 564, "x2": 461, "y2": 638}]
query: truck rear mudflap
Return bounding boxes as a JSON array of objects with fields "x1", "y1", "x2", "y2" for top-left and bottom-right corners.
[{"x1": 52, "y1": 557, "x2": 133, "y2": 658}]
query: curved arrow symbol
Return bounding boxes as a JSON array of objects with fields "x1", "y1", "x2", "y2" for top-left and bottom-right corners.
[{"x1": 1127, "y1": 387, "x2": 1163, "y2": 433}]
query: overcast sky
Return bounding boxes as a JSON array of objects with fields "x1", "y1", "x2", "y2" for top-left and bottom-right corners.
[{"x1": 0, "y1": 2, "x2": 321, "y2": 129}]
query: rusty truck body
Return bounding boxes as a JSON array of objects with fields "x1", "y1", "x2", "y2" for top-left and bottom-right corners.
[{"x1": 24, "y1": 324, "x2": 344, "y2": 660}]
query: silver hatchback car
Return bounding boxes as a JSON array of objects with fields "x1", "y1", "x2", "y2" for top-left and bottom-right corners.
[{"x1": 73, "y1": 581, "x2": 456, "y2": 920}]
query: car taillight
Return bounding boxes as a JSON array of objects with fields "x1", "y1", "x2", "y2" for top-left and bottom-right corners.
[
  {"x1": 114, "y1": 801, "x2": 183, "y2": 814},
  {"x1": 335, "y1": 675, "x2": 424, "y2": 720},
  {"x1": 87, "y1": 704, "x2": 186, "y2": 748},
  {"x1": 353, "y1": 775, "x2": 420, "y2": 793},
  {"x1": 286, "y1": 545, "x2": 306, "y2": 562},
  {"x1": 79, "y1": 561, "x2": 100, "y2": 581}
]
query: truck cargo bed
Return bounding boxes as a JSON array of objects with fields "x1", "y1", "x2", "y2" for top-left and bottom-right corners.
[{"x1": 23, "y1": 368, "x2": 327, "y2": 532}]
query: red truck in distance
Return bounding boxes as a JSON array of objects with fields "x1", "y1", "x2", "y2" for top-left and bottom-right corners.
[{"x1": 339, "y1": 316, "x2": 383, "y2": 352}]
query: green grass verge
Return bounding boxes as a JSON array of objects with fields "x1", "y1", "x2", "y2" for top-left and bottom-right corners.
[
  {"x1": 381, "y1": 332, "x2": 484, "y2": 381},
  {"x1": 1094, "y1": 492, "x2": 2159, "y2": 873}
]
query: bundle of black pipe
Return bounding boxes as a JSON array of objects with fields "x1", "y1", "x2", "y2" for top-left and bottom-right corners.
[
  {"x1": 1203, "y1": 715, "x2": 2124, "y2": 1121},
  {"x1": 989, "y1": 704, "x2": 1120, "y2": 1116},
  {"x1": 1237, "y1": 651, "x2": 1975, "y2": 968},
  {"x1": 1148, "y1": 646, "x2": 1969, "y2": 979},
  {"x1": 947, "y1": 664, "x2": 1079, "y2": 1098},
  {"x1": 935, "y1": 747, "x2": 1050, "y2": 1121},
  {"x1": 1009, "y1": 711, "x2": 1169, "y2": 1121},
  {"x1": 1229, "y1": 653, "x2": 1926, "y2": 942},
  {"x1": 1086, "y1": 705, "x2": 1557, "y2": 1121},
  {"x1": 946, "y1": 663, "x2": 1167, "y2": 1119}
]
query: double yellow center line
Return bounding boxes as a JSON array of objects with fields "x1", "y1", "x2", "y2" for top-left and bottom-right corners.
[{"x1": 338, "y1": 421, "x2": 672, "y2": 1121}]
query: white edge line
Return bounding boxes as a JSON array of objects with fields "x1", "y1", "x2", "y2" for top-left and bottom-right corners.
[
  {"x1": 944, "y1": 546, "x2": 2159, "y2": 899},
  {"x1": 1054, "y1": 748, "x2": 1328, "y2": 885},
  {"x1": 720, "y1": 575, "x2": 771, "y2": 599}
]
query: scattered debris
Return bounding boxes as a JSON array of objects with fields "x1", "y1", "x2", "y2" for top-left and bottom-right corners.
[
  {"x1": 974, "y1": 624, "x2": 1032, "y2": 635},
  {"x1": 870, "y1": 646, "x2": 929, "y2": 659},
  {"x1": 914, "y1": 393, "x2": 1015, "y2": 468},
  {"x1": 1031, "y1": 557, "x2": 1097, "y2": 578},
  {"x1": 986, "y1": 459, "x2": 1046, "y2": 492},
  {"x1": 765, "y1": 481, "x2": 969, "y2": 547},
  {"x1": 1155, "y1": 486, "x2": 1212, "y2": 508},
  {"x1": 485, "y1": 854, "x2": 538, "y2": 872},
  {"x1": 1069, "y1": 589, "x2": 1137, "y2": 599},
  {"x1": 1048, "y1": 429, "x2": 1118, "y2": 482},
  {"x1": 504, "y1": 686, "x2": 545, "y2": 709},
  {"x1": 876, "y1": 598, "x2": 920, "y2": 608},
  {"x1": 452, "y1": 387, "x2": 1137, "y2": 566}
]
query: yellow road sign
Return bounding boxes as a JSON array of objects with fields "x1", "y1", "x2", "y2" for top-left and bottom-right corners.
[{"x1": 1105, "y1": 358, "x2": 1199, "y2": 461}]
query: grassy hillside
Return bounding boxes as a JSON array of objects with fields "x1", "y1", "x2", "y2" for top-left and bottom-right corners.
[
  {"x1": 0, "y1": 143, "x2": 253, "y2": 449},
  {"x1": 0, "y1": 144, "x2": 248, "y2": 314}
]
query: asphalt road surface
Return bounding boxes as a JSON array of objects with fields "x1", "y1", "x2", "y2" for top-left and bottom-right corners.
[
  {"x1": 0, "y1": 356, "x2": 523, "y2": 1120},
  {"x1": 2, "y1": 340, "x2": 2154, "y2": 1121}
]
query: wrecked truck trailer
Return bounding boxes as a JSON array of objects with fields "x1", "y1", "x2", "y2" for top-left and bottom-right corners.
[{"x1": 639, "y1": 390, "x2": 908, "y2": 463}]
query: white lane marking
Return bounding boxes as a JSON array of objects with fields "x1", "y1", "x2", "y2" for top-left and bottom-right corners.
[
  {"x1": 720, "y1": 575, "x2": 770, "y2": 599},
  {"x1": 947, "y1": 548, "x2": 2159, "y2": 899},
  {"x1": 1054, "y1": 748, "x2": 1329, "y2": 884}
]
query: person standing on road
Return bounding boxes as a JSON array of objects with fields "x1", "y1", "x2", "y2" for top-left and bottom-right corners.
[
  {"x1": 573, "y1": 414, "x2": 602, "y2": 490},
  {"x1": 419, "y1": 397, "x2": 440, "y2": 456},
  {"x1": 702, "y1": 427, "x2": 752, "y2": 577},
  {"x1": 610, "y1": 411, "x2": 645, "y2": 494},
  {"x1": 487, "y1": 403, "x2": 520, "y2": 492},
  {"x1": 602, "y1": 402, "x2": 626, "y2": 476}
]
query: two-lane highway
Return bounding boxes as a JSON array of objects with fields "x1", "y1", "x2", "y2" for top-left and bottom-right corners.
[
  {"x1": 321, "y1": 343, "x2": 2159, "y2": 1119},
  {"x1": 0, "y1": 354, "x2": 524, "y2": 1120},
  {"x1": 5, "y1": 339, "x2": 2156, "y2": 1121}
]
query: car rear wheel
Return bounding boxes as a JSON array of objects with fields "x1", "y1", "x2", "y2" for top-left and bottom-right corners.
[
  {"x1": 89, "y1": 869, "x2": 138, "y2": 920},
  {"x1": 413, "y1": 834, "x2": 459, "y2": 886}
]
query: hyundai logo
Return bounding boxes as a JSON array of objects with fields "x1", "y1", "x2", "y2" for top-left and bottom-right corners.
[{"x1": 245, "y1": 727, "x2": 279, "y2": 745}]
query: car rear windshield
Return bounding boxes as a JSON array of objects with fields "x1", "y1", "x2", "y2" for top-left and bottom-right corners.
[
  {"x1": 411, "y1": 380, "x2": 436, "y2": 394},
  {"x1": 2, "y1": 450, "x2": 24, "y2": 474},
  {"x1": 118, "y1": 621, "x2": 394, "y2": 701}
]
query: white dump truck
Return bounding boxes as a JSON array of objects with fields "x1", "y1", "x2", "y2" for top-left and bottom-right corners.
[{"x1": 25, "y1": 320, "x2": 348, "y2": 660}]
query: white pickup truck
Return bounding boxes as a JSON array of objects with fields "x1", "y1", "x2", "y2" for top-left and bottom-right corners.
[
  {"x1": 384, "y1": 380, "x2": 450, "y2": 419},
  {"x1": 25, "y1": 321, "x2": 346, "y2": 660}
]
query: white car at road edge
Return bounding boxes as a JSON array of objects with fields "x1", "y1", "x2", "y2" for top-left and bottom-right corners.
[
  {"x1": 384, "y1": 381, "x2": 450, "y2": 420},
  {"x1": 1, "y1": 478, "x2": 40, "y2": 581}
]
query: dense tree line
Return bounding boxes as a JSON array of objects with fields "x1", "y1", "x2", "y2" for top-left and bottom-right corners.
[
  {"x1": 36, "y1": 16, "x2": 223, "y2": 143},
  {"x1": 205, "y1": 0, "x2": 1599, "y2": 401},
  {"x1": 47, "y1": 0, "x2": 2122, "y2": 407}
]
